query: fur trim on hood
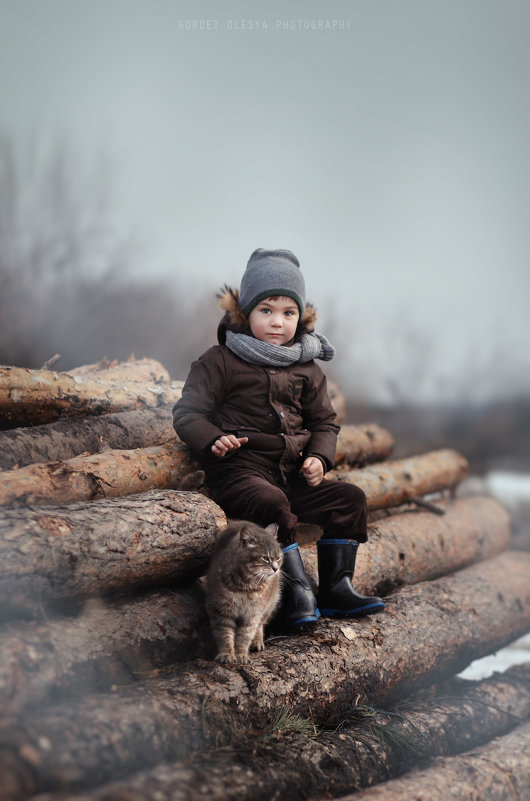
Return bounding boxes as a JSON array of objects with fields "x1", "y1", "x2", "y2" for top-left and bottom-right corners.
[{"x1": 216, "y1": 285, "x2": 318, "y2": 345}]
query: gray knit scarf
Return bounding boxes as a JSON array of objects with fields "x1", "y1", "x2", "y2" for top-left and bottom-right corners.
[{"x1": 225, "y1": 330, "x2": 335, "y2": 366}]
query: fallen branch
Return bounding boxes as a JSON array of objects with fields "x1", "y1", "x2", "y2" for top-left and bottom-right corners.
[
  {"x1": 1, "y1": 552, "x2": 528, "y2": 797},
  {"x1": 0, "y1": 497, "x2": 509, "y2": 710}
]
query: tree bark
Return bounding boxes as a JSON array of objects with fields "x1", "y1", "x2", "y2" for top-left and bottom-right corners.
[
  {"x1": 0, "y1": 365, "x2": 183, "y2": 427},
  {"x1": 0, "y1": 488, "x2": 500, "y2": 622},
  {"x1": 0, "y1": 496, "x2": 509, "y2": 713},
  {"x1": 0, "y1": 413, "x2": 393, "y2": 471},
  {"x1": 0, "y1": 490, "x2": 226, "y2": 619},
  {"x1": 0, "y1": 447, "x2": 466, "y2": 508},
  {"x1": 337, "y1": 721, "x2": 530, "y2": 801},
  {"x1": 23, "y1": 663, "x2": 530, "y2": 801},
  {"x1": 335, "y1": 423, "x2": 394, "y2": 467},
  {"x1": 329, "y1": 448, "x2": 468, "y2": 509},
  {"x1": 67, "y1": 357, "x2": 170, "y2": 383},
  {"x1": 0, "y1": 552, "x2": 528, "y2": 797},
  {"x1": 0, "y1": 442, "x2": 199, "y2": 507},
  {"x1": 301, "y1": 495, "x2": 510, "y2": 597},
  {"x1": 0, "y1": 405, "x2": 179, "y2": 471},
  {"x1": 327, "y1": 379, "x2": 346, "y2": 423}
]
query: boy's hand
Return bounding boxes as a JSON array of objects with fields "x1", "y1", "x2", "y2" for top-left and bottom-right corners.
[
  {"x1": 301, "y1": 456, "x2": 324, "y2": 486},
  {"x1": 211, "y1": 434, "x2": 249, "y2": 458}
]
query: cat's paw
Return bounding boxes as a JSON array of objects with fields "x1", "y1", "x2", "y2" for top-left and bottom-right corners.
[
  {"x1": 250, "y1": 642, "x2": 265, "y2": 652},
  {"x1": 215, "y1": 652, "x2": 237, "y2": 664},
  {"x1": 234, "y1": 652, "x2": 250, "y2": 664}
]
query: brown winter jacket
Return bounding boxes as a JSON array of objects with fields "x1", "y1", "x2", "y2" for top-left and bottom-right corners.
[{"x1": 172, "y1": 288, "x2": 340, "y2": 487}]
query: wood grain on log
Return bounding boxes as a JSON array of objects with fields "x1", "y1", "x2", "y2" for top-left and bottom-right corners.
[
  {"x1": 0, "y1": 490, "x2": 225, "y2": 619},
  {"x1": 24, "y1": 663, "x2": 530, "y2": 801},
  {"x1": 329, "y1": 448, "x2": 468, "y2": 509},
  {"x1": 0, "y1": 365, "x2": 183, "y2": 426},
  {"x1": 0, "y1": 414, "x2": 393, "y2": 472},
  {"x1": 0, "y1": 497, "x2": 509, "y2": 712},
  {"x1": 302, "y1": 495, "x2": 510, "y2": 596},
  {"x1": 0, "y1": 448, "x2": 466, "y2": 509},
  {"x1": 0, "y1": 443, "x2": 198, "y2": 507},
  {"x1": 0, "y1": 492, "x2": 504, "y2": 621},
  {"x1": 67, "y1": 358, "x2": 170, "y2": 384},
  {"x1": 338, "y1": 720, "x2": 530, "y2": 801},
  {"x1": 0, "y1": 552, "x2": 528, "y2": 797},
  {"x1": 0, "y1": 405, "x2": 181, "y2": 471},
  {"x1": 327, "y1": 379, "x2": 346, "y2": 423}
]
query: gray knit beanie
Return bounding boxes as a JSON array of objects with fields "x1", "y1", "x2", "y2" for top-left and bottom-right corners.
[{"x1": 239, "y1": 249, "x2": 306, "y2": 316}]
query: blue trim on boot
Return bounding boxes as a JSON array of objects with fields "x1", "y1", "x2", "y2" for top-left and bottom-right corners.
[
  {"x1": 283, "y1": 543, "x2": 300, "y2": 553},
  {"x1": 318, "y1": 538, "x2": 359, "y2": 546}
]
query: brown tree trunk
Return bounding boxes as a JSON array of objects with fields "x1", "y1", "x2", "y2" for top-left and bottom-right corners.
[
  {"x1": 0, "y1": 414, "x2": 393, "y2": 471},
  {"x1": 1, "y1": 552, "x2": 528, "y2": 798},
  {"x1": 341, "y1": 721, "x2": 530, "y2": 801},
  {"x1": 0, "y1": 490, "x2": 225, "y2": 619},
  {"x1": 0, "y1": 496, "x2": 509, "y2": 713},
  {"x1": 0, "y1": 365, "x2": 183, "y2": 426},
  {"x1": 0, "y1": 447, "x2": 466, "y2": 508},
  {"x1": 23, "y1": 664, "x2": 530, "y2": 801},
  {"x1": 329, "y1": 448, "x2": 468, "y2": 509}
]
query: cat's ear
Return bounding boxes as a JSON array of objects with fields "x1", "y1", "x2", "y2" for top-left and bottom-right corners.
[
  {"x1": 264, "y1": 523, "x2": 279, "y2": 538},
  {"x1": 239, "y1": 526, "x2": 256, "y2": 548}
]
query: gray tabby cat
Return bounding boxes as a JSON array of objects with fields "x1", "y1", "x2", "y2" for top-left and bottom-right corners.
[{"x1": 206, "y1": 520, "x2": 283, "y2": 664}]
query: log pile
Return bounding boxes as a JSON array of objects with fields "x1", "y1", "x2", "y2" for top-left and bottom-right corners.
[{"x1": 0, "y1": 357, "x2": 528, "y2": 801}]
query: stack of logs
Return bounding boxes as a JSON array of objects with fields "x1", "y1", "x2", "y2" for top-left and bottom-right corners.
[{"x1": 0, "y1": 358, "x2": 529, "y2": 801}]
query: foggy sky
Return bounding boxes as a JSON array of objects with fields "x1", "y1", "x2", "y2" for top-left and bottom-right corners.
[{"x1": 1, "y1": 0, "x2": 529, "y2": 404}]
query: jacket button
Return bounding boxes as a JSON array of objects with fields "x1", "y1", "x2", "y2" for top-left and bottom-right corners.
[
  {"x1": 269, "y1": 369, "x2": 276, "y2": 375},
  {"x1": 280, "y1": 411, "x2": 284, "y2": 418}
]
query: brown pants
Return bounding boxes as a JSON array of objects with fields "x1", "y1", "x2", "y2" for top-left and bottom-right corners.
[{"x1": 210, "y1": 469, "x2": 367, "y2": 546}]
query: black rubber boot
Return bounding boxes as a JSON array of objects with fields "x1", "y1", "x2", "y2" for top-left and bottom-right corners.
[
  {"x1": 274, "y1": 543, "x2": 320, "y2": 629},
  {"x1": 317, "y1": 538, "x2": 385, "y2": 617}
]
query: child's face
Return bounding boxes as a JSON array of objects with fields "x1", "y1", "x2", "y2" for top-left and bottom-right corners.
[{"x1": 248, "y1": 296, "x2": 300, "y2": 345}]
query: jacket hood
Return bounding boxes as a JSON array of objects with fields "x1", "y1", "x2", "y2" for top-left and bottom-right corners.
[{"x1": 216, "y1": 285, "x2": 318, "y2": 346}]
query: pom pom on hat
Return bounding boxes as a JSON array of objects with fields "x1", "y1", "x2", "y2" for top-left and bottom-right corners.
[{"x1": 239, "y1": 248, "x2": 306, "y2": 316}]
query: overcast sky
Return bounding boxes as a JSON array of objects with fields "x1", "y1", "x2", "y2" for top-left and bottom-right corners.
[{"x1": 1, "y1": 0, "x2": 529, "y2": 403}]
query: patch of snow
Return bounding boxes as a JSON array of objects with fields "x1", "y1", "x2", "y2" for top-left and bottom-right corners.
[{"x1": 458, "y1": 632, "x2": 530, "y2": 680}]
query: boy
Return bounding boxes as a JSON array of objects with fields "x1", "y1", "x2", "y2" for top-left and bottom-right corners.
[{"x1": 173, "y1": 248, "x2": 384, "y2": 628}]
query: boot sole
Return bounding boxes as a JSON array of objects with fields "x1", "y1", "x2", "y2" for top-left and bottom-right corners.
[{"x1": 319, "y1": 601, "x2": 385, "y2": 617}]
